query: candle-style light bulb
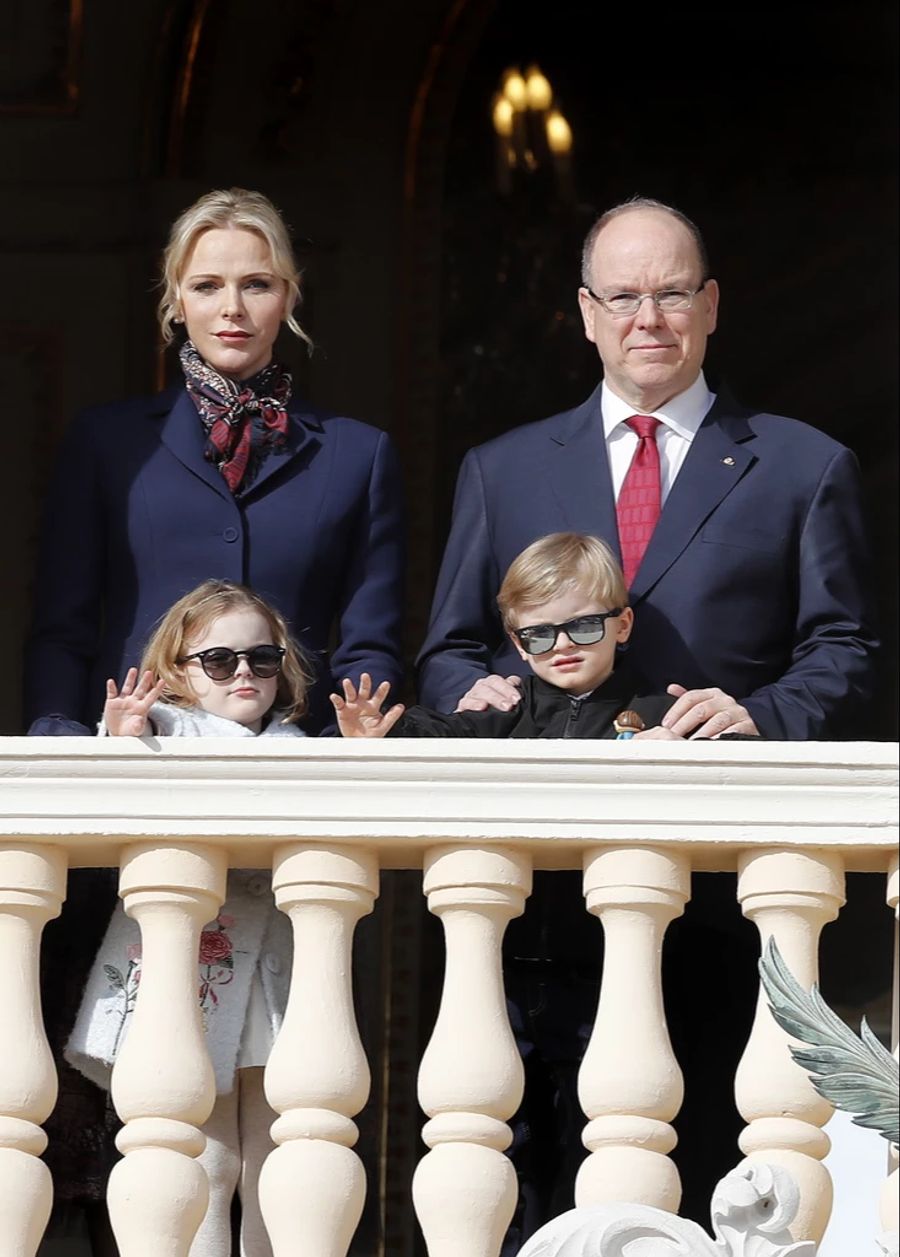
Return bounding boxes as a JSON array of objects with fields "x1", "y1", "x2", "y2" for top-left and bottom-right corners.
[
  {"x1": 501, "y1": 69, "x2": 528, "y2": 112},
  {"x1": 525, "y1": 65, "x2": 553, "y2": 112},
  {"x1": 492, "y1": 93, "x2": 514, "y2": 138},
  {"x1": 546, "y1": 109, "x2": 574, "y2": 201},
  {"x1": 545, "y1": 109, "x2": 573, "y2": 155}
]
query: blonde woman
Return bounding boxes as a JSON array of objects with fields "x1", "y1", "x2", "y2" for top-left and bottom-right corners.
[
  {"x1": 26, "y1": 185, "x2": 404, "y2": 735},
  {"x1": 26, "y1": 189, "x2": 405, "y2": 1245}
]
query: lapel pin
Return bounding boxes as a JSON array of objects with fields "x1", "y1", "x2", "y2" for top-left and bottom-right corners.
[{"x1": 722, "y1": 456, "x2": 735, "y2": 466}]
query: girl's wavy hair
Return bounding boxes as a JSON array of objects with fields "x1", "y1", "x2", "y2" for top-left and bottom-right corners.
[
  {"x1": 140, "y1": 580, "x2": 314, "y2": 724},
  {"x1": 158, "y1": 187, "x2": 312, "y2": 351},
  {"x1": 497, "y1": 532, "x2": 628, "y2": 628}
]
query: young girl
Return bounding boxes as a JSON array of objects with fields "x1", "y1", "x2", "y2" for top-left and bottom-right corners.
[{"x1": 65, "y1": 578, "x2": 355, "y2": 1257}]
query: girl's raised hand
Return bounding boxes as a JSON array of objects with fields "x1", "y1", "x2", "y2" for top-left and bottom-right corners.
[
  {"x1": 331, "y1": 673, "x2": 405, "y2": 738},
  {"x1": 103, "y1": 668, "x2": 166, "y2": 737}
]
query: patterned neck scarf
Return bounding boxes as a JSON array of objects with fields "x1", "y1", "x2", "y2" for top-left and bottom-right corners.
[{"x1": 179, "y1": 339, "x2": 292, "y2": 492}]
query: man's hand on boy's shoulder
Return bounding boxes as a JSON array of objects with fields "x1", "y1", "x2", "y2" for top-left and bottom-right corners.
[
  {"x1": 455, "y1": 674, "x2": 523, "y2": 713},
  {"x1": 661, "y1": 683, "x2": 759, "y2": 739}
]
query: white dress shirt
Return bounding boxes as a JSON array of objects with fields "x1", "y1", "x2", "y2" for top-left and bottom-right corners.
[{"x1": 602, "y1": 373, "x2": 716, "y2": 503}]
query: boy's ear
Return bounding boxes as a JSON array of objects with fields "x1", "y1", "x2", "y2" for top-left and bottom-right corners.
[{"x1": 616, "y1": 607, "x2": 634, "y2": 643}]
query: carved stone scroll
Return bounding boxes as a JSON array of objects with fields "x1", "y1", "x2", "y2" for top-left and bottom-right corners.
[{"x1": 515, "y1": 1161, "x2": 816, "y2": 1256}]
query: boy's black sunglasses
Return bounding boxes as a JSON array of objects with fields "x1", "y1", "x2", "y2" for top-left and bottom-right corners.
[
  {"x1": 513, "y1": 610, "x2": 623, "y2": 656},
  {"x1": 178, "y1": 645, "x2": 285, "y2": 680}
]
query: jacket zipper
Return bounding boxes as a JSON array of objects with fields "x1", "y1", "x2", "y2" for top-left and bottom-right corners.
[{"x1": 563, "y1": 697, "x2": 583, "y2": 738}]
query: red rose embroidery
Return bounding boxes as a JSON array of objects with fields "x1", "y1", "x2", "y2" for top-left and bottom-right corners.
[{"x1": 199, "y1": 929, "x2": 233, "y2": 965}]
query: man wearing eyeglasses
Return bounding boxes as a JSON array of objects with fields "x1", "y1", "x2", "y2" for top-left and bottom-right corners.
[
  {"x1": 415, "y1": 197, "x2": 878, "y2": 1250},
  {"x1": 417, "y1": 197, "x2": 877, "y2": 740}
]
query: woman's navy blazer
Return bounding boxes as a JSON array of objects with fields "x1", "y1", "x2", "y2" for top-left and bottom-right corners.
[{"x1": 25, "y1": 387, "x2": 406, "y2": 733}]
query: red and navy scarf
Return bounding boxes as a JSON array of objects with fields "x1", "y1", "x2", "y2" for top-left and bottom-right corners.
[{"x1": 180, "y1": 340, "x2": 291, "y2": 492}]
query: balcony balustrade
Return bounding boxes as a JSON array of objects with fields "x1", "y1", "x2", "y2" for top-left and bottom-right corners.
[{"x1": 0, "y1": 736, "x2": 897, "y2": 1256}]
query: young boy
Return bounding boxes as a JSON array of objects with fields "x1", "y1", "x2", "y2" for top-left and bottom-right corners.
[
  {"x1": 334, "y1": 533, "x2": 760, "y2": 1248},
  {"x1": 331, "y1": 531, "x2": 687, "y2": 1250},
  {"x1": 332, "y1": 531, "x2": 677, "y2": 740}
]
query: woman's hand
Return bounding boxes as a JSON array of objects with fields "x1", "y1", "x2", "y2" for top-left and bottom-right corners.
[
  {"x1": 103, "y1": 668, "x2": 165, "y2": 737},
  {"x1": 331, "y1": 673, "x2": 405, "y2": 738},
  {"x1": 455, "y1": 674, "x2": 522, "y2": 713}
]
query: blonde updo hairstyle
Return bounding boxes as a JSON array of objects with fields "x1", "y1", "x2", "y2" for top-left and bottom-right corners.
[
  {"x1": 496, "y1": 532, "x2": 628, "y2": 629},
  {"x1": 141, "y1": 579, "x2": 315, "y2": 724},
  {"x1": 158, "y1": 187, "x2": 312, "y2": 350}
]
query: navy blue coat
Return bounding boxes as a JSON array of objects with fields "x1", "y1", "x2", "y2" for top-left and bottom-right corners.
[
  {"x1": 417, "y1": 385, "x2": 877, "y2": 739},
  {"x1": 25, "y1": 388, "x2": 406, "y2": 733}
]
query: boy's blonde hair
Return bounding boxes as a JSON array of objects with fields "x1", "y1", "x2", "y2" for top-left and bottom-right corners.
[
  {"x1": 141, "y1": 580, "x2": 314, "y2": 724},
  {"x1": 497, "y1": 533, "x2": 627, "y2": 627},
  {"x1": 158, "y1": 187, "x2": 312, "y2": 350}
]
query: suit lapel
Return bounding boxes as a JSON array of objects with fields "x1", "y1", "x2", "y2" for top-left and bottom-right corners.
[
  {"x1": 545, "y1": 385, "x2": 621, "y2": 556},
  {"x1": 158, "y1": 391, "x2": 322, "y2": 503},
  {"x1": 628, "y1": 396, "x2": 757, "y2": 603},
  {"x1": 240, "y1": 401, "x2": 322, "y2": 498},
  {"x1": 159, "y1": 390, "x2": 233, "y2": 501}
]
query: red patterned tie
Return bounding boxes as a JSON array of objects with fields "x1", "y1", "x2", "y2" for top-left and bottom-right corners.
[{"x1": 616, "y1": 415, "x2": 662, "y2": 587}]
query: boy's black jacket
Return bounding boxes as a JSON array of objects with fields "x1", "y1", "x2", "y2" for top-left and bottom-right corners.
[{"x1": 392, "y1": 666, "x2": 675, "y2": 739}]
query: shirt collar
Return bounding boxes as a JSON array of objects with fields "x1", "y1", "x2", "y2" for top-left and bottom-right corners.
[
  {"x1": 531, "y1": 663, "x2": 636, "y2": 705},
  {"x1": 601, "y1": 372, "x2": 715, "y2": 441}
]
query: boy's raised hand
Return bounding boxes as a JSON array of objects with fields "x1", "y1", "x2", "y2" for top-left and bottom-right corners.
[
  {"x1": 331, "y1": 673, "x2": 405, "y2": 738},
  {"x1": 103, "y1": 668, "x2": 165, "y2": 737}
]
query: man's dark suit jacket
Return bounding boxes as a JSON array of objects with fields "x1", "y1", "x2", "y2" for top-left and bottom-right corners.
[
  {"x1": 417, "y1": 384, "x2": 877, "y2": 739},
  {"x1": 26, "y1": 388, "x2": 406, "y2": 734}
]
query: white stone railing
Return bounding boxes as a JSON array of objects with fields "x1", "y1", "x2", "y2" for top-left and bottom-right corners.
[{"x1": 0, "y1": 737, "x2": 896, "y2": 1256}]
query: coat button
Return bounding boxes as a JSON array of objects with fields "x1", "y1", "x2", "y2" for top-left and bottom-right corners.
[
  {"x1": 246, "y1": 875, "x2": 268, "y2": 896},
  {"x1": 223, "y1": 526, "x2": 239, "y2": 543},
  {"x1": 264, "y1": 953, "x2": 281, "y2": 975}
]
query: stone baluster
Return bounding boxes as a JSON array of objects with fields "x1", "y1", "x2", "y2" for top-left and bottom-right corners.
[
  {"x1": 735, "y1": 847, "x2": 845, "y2": 1245},
  {"x1": 0, "y1": 843, "x2": 66, "y2": 1257},
  {"x1": 413, "y1": 846, "x2": 532, "y2": 1257},
  {"x1": 107, "y1": 842, "x2": 227, "y2": 1257},
  {"x1": 258, "y1": 845, "x2": 378, "y2": 1257},
  {"x1": 576, "y1": 846, "x2": 690, "y2": 1212},
  {"x1": 881, "y1": 850, "x2": 899, "y2": 1239}
]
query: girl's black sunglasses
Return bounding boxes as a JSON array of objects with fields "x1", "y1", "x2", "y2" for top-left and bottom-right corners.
[{"x1": 178, "y1": 645, "x2": 285, "y2": 680}]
